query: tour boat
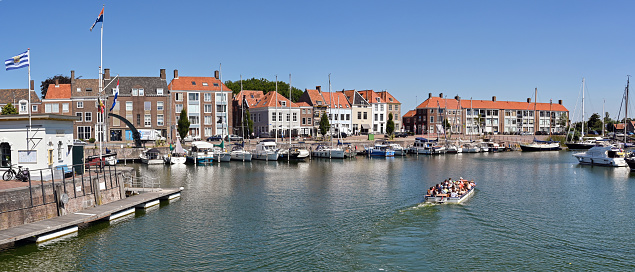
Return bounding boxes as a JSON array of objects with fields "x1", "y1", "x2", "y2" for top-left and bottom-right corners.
[
  {"x1": 425, "y1": 183, "x2": 476, "y2": 204},
  {"x1": 186, "y1": 141, "x2": 215, "y2": 165},
  {"x1": 572, "y1": 145, "x2": 627, "y2": 167},
  {"x1": 252, "y1": 140, "x2": 279, "y2": 161},
  {"x1": 311, "y1": 145, "x2": 345, "y2": 159},
  {"x1": 366, "y1": 144, "x2": 395, "y2": 157}
]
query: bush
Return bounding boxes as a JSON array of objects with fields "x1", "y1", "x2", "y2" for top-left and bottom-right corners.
[{"x1": 88, "y1": 138, "x2": 96, "y2": 143}]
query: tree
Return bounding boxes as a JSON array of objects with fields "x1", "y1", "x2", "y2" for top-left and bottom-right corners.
[
  {"x1": 40, "y1": 75, "x2": 71, "y2": 99},
  {"x1": 319, "y1": 112, "x2": 330, "y2": 137},
  {"x1": 386, "y1": 113, "x2": 395, "y2": 136},
  {"x1": 243, "y1": 109, "x2": 254, "y2": 137},
  {"x1": 443, "y1": 118, "x2": 451, "y2": 131},
  {"x1": 224, "y1": 78, "x2": 303, "y2": 102},
  {"x1": 1, "y1": 103, "x2": 18, "y2": 115},
  {"x1": 587, "y1": 113, "x2": 602, "y2": 133},
  {"x1": 177, "y1": 109, "x2": 190, "y2": 142}
]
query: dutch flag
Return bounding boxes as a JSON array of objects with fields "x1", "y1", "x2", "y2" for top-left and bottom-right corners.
[
  {"x1": 5, "y1": 51, "x2": 29, "y2": 71},
  {"x1": 109, "y1": 79, "x2": 119, "y2": 111},
  {"x1": 90, "y1": 7, "x2": 104, "y2": 31}
]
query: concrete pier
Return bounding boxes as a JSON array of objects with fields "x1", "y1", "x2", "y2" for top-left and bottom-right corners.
[{"x1": 0, "y1": 187, "x2": 182, "y2": 248}]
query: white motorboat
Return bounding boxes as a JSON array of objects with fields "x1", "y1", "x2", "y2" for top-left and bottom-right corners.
[
  {"x1": 573, "y1": 145, "x2": 627, "y2": 167},
  {"x1": 425, "y1": 186, "x2": 476, "y2": 204},
  {"x1": 311, "y1": 145, "x2": 345, "y2": 159},
  {"x1": 462, "y1": 143, "x2": 481, "y2": 153},
  {"x1": 421, "y1": 142, "x2": 446, "y2": 155},
  {"x1": 384, "y1": 142, "x2": 406, "y2": 156},
  {"x1": 445, "y1": 144, "x2": 463, "y2": 154},
  {"x1": 186, "y1": 141, "x2": 215, "y2": 165},
  {"x1": 140, "y1": 148, "x2": 164, "y2": 165},
  {"x1": 230, "y1": 144, "x2": 252, "y2": 162},
  {"x1": 213, "y1": 147, "x2": 232, "y2": 162},
  {"x1": 479, "y1": 142, "x2": 490, "y2": 152},
  {"x1": 279, "y1": 145, "x2": 310, "y2": 161},
  {"x1": 253, "y1": 140, "x2": 279, "y2": 161},
  {"x1": 410, "y1": 137, "x2": 439, "y2": 154}
]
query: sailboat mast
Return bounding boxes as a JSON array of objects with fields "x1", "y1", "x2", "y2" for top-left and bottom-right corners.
[
  {"x1": 582, "y1": 78, "x2": 585, "y2": 137},
  {"x1": 329, "y1": 74, "x2": 333, "y2": 147},
  {"x1": 602, "y1": 99, "x2": 605, "y2": 137},
  {"x1": 241, "y1": 75, "x2": 244, "y2": 139},
  {"x1": 470, "y1": 97, "x2": 473, "y2": 141},
  {"x1": 534, "y1": 88, "x2": 537, "y2": 136},
  {"x1": 625, "y1": 76, "x2": 629, "y2": 144},
  {"x1": 275, "y1": 75, "x2": 278, "y2": 143},
  {"x1": 289, "y1": 74, "x2": 292, "y2": 148}
]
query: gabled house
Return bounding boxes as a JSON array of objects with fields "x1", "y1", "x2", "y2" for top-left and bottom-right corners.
[
  {"x1": 298, "y1": 86, "x2": 329, "y2": 136},
  {"x1": 342, "y1": 90, "x2": 372, "y2": 135},
  {"x1": 249, "y1": 91, "x2": 300, "y2": 137},
  {"x1": 0, "y1": 88, "x2": 41, "y2": 115},
  {"x1": 402, "y1": 110, "x2": 416, "y2": 133},
  {"x1": 377, "y1": 91, "x2": 402, "y2": 132},
  {"x1": 357, "y1": 90, "x2": 387, "y2": 134},
  {"x1": 232, "y1": 90, "x2": 264, "y2": 137},
  {"x1": 42, "y1": 81, "x2": 73, "y2": 116},
  {"x1": 322, "y1": 91, "x2": 352, "y2": 135}
]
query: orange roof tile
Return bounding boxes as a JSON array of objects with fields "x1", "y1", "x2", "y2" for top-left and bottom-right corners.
[
  {"x1": 250, "y1": 91, "x2": 298, "y2": 109},
  {"x1": 304, "y1": 89, "x2": 326, "y2": 105},
  {"x1": 615, "y1": 123, "x2": 625, "y2": 130},
  {"x1": 403, "y1": 110, "x2": 416, "y2": 118},
  {"x1": 322, "y1": 92, "x2": 350, "y2": 109},
  {"x1": 296, "y1": 101, "x2": 311, "y2": 107},
  {"x1": 377, "y1": 91, "x2": 400, "y2": 104},
  {"x1": 416, "y1": 97, "x2": 568, "y2": 112},
  {"x1": 168, "y1": 76, "x2": 232, "y2": 92},
  {"x1": 358, "y1": 90, "x2": 385, "y2": 104},
  {"x1": 44, "y1": 84, "x2": 71, "y2": 99}
]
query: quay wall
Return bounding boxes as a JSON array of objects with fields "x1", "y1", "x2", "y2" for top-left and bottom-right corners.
[{"x1": 0, "y1": 167, "x2": 133, "y2": 231}]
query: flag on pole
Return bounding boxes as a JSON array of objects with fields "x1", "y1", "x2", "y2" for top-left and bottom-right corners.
[
  {"x1": 4, "y1": 51, "x2": 29, "y2": 71},
  {"x1": 109, "y1": 79, "x2": 119, "y2": 111},
  {"x1": 98, "y1": 97, "x2": 105, "y2": 114},
  {"x1": 90, "y1": 7, "x2": 104, "y2": 31}
]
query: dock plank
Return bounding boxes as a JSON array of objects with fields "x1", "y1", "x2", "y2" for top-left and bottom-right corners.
[{"x1": 0, "y1": 188, "x2": 181, "y2": 247}]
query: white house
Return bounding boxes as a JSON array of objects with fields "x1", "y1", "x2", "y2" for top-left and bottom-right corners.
[
  {"x1": 323, "y1": 91, "x2": 353, "y2": 135},
  {"x1": 0, "y1": 114, "x2": 78, "y2": 178}
]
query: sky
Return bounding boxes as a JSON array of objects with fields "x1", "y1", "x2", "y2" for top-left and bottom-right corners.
[{"x1": 1, "y1": 0, "x2": 634, "y2": 122}]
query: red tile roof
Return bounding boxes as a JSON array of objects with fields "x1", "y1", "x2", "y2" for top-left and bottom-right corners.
[
  {"x1": 358, "y1": 90, "x2": 385, "y2": 104},
  {"x1": 296, "y1": 101, "x2": 311, "y2": 107},
  {"x1": 44, "y1": 84, "x2": 71, "y2": 99},
  {"x1": 250, "y1": 91, "x2": 298, "y2": 109},
  {"x1": 377, "y1": 91, "x2": 400, "y2": 104},
  {"x1": 322, "y1": 92, "x2": 350, "y2": 109},
  {"x1": 615, "y1": 123, "x2": 625, "y2": 130},
  {"x1": 304, "y1": 88, "x2": 326, "y2": 105},
  {"x1": 168, "y1": 76, "x2": 231, "y2": 91},
  {"x1": 403, "y1": 110, "x2": 416, "y2": 118},
  {"x1": 235, "y1": 90, "x2": 264, "y2": 107},
  {"x1": 416, "y1": 97, "x2": 568, "y2": 111}
]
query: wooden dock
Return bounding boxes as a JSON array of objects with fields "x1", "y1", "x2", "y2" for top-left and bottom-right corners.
[{"x1": 0, "y1": 188, "x2": 182, "y2": 247}]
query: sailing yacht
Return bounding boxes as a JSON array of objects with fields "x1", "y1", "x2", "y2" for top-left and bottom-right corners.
[
  {"x1": 279, "y1": 74, "x2": 310, "y2": 161},
  {"x1": 520, "y1": 88, "x2": 561, "y2": 152},
  {"x1": 312, "y1": 74, "x2": 345, "y2": 159},
  {"x1": 231, "y1": 75, "x2": 253, "y2": 162},
  {"x1": 164, "y1": 140, "x2": 186, "y2": 164},
  {"x1": 565, "y1": 78, "x2": 595, "y2": 150}
]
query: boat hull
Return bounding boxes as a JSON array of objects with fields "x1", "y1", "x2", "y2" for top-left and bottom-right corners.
[
  {"x1": 519, "y1": 143, "x2": 561, "y2": 151},
  {"x1": 311, "y1": 150, "x2": 345, "y2": 159},
  {"x1": 253, "y1": 152, "x2": 278, "y2": 161},
  {"x1": 565, "y1": 142, "x2": 595, "y2": 150},
  {"x1": 425, "y1": 187, "x2": 475, "y2": 204},
  {"x1": 573, "y1": 155, "x2": 627, "y2": 167},
  {"x1": 230, "y1": 152, "x2": 252, "y2": 162}
]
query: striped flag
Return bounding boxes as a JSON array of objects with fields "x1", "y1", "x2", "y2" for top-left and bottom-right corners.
[
  {"x1": 90, "y1": 7, "x2": 104, "y2": 31},
  {"x1": 4, "y1": 51, "x2": 29, "y2": 71},
  {"x1": 109, "y1": 79, "x2": 119, "y2": 111}
]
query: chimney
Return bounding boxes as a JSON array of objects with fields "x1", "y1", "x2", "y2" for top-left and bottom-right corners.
[
  {"x1": 428, "y1": 93, "x2": 432, "y2": 99},
  {"x1": 55, "y1": 79, "x2": 59, "y2": 87},
  {"x1": 30, "y1": 80, "x2": 34, "y2": 91},
  {"x1": 455, "y1": 95, "x2": 460, "y2": 100},
  {"x1": 160, "y1": 69, "x2": 166, "y2": 80},
  {"x1": 316, "y1": 86, "x2": 321, "y2": 92},
  {"x1": 71, "y1": 70, "x2": 75, "y2": 80},
  {"x1": 104, "y1": 68, "x2": 110, "y2": 80},
  {"x1": 558, "y1": 99, "x2": 563, "y2": 105},
  {"x1": 492, "y1": 96, "x2": 496, "y2": 102},
  {"x1": 174, "y1": 69, "x2": 179, "y2": 79},
  {"x1": 214, "y1": 70, "x2": 219, "y2": 79},
  {"x1": 439, "y1": 93, "x2": 444, "y2": 98},
  {"x1": 527, "y1": 98, "x2": 531, "y2": 103}
]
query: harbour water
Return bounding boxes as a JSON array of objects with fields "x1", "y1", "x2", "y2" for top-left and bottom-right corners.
[{"x1": 1, "y1": 151, "x2": 634, "y2": 271}]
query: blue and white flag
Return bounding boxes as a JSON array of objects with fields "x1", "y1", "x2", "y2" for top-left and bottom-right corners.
[
  {"x1": 5, "y1": 51, "x2": 29, "y2": 71},
  {"x1": 90, "y1": 7, "x2": 104, "y2": 31},
  {"x1": 109, "y1": 79, "x2": 119, "y2": 111}
]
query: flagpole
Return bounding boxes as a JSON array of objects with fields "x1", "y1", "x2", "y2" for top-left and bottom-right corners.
[
  {"x1": 27, "y1": 48, "x2": 32, "y2": 150},
  {"x1": 99, "y1": 4, "x2": 104, "y2": 162}
]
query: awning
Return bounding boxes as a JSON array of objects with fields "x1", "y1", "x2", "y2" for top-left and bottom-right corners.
[{"x1": 361, "y1": 124, "x2": 371, "y2": 129}]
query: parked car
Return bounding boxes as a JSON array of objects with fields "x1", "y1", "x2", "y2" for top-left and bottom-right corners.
[
  {"x1": 207, "y1": 135, "x2": 223, "y2": 141},
  {"x1": 73, "y1": 139, "x2": 87, "y2": 145},
  {"x1": 225, "y1": 134, "x2": 243, "y2": 141},
  {"x1": 334, "y1": 132, "x2": 347, "y2": 138},
  {"x1": 394, "y1": 132, "x2": 408, "y2": 138}
]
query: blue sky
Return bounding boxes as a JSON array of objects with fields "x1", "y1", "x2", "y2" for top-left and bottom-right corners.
[{"x1": 1, "y1": 0, "x2": 633, "y2": 122}]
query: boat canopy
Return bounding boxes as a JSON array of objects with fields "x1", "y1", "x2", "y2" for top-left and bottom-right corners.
[
  {"x1": 191, "y1": 141, "x2": 214, "y2": 150},
  {"x1": 415, "y1": 137, "x2": 436, "y2": 142}
]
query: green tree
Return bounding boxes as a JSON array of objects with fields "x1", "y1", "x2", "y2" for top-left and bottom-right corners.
[
  {"x1": 224, "y1": 78, "x2": 303, "y2": 102},
  {"x1": 443, "y1": 118, "x2": 451, "y2": 131},
  {"x1": 177, "y1": 109, "x2": 190, "y2": 142},
  {"x1": 319, "y1": 112, "x2": 330, "y2": 137},
  {"x1": 386, "y1": 113, "x2": 395, "y2": 136},
  {"x1": 587, "y1": 113, "x2": 602, "y2": 133},
  {"x1": 40, "y1": 75, "x2": 71, "y2": 99},
  {"x1": 1, "y1": 103, "x2": 18, "y2": 115},
  {"x1": 243, "y1": 109, "x2": 254, "y2": 137}
]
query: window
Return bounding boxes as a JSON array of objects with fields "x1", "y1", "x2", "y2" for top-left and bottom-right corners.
[
  {"x1": 203, "y1": 82, "x2": 208, "y2": 86},
  {"x1": 307, "y1": 109, "x2": 311, "y2": 114},
  {"x1": 380, "y1": 105, "x2": 384, "y2": 111},
  {"x1": 302, "y1": 109, "x2": 306, "y2": 114},
  {"x1": 77, "y1": 101, "x2": 84, "y2": 108},
  {"x1": 389, "y1": 105, "x2": 393, "y2": 110},
  {"x1": 175, "y1": 93, "x2": 183, "y2": 101},
  {"x1": 374, "y1": 114, "x2": 378, "y2": 121},
  {"x1": 346, "y1": 114, "x2": 350, "y2": 120},
  {"x1": 86, "y1": 88, "x2": 92, "y2": 92},
  {"x1": 139, "y1": 89, "x2": 145, "y2": 96},
  {"x1": 430, "y1": 116, "x2": 434, "y2": 123},
  {"x1": 204, "y1": 104, "x2": 212, "y2": 113},
  {"x1": 175, "y1": 104, "x2": 183, "y2": 113},
  {"x1": 77, "y1": 88, "x2": 81, "y2": 92},
  {"x1": 302, "y1": 117, "x2": 306, "y2": 125},
  {"x1": 144, "y1": 114, "x2": 151, "y2": 127},
  {"x1": 157, "y1": 114, "x2": 164, "y2": 126},
  {"x1": 286, "y1": 113, "x2": 290, "y2": 122},
  {"x1": 45, "y1": 104, "x2": 51, "y2": 113},
  {"x1": 272, "y1": 112, "x2": 276, "y2": 121},
  {"x1": 191, "y1": 81, "x2": 196, "y2": 85},
  {"x1": 97, "y1": 112, "x2": 104, "y2": 123},
  {"x1": 76, "y1": 112, "x2": 83, "y2": 122},
  {"x1": 157, "y1": 101, "x2": 164, "y2": 111},
  {"x1": 85, "y1": 112, "x2": 92, "y2": 122},
  {"x1": 278, "y1": 112, "x2": 282, "y2": 122},
  {"x1": 188, "y1": 116, "x2": 199, "y2": 125},
  {"x1": 132, "y1": 88, "x2": 139, "y2": 96},
  {"x1": 188, "y1": 93, "x2": 199, "y2": 101},
  {"x1": 293, "y1": 112, "x2": 297, "y2": 122},
  {"x1": 340, "y1": 114, "x2": 344, "y2": 120},
  {"x1": 358, "y1": 112, "x2": 362, "y2": 119},
  {"x1": 308, "y1": 117, "x2": 311, "y2": 124},
  {"x1": 216, "y1": 105, "x2": 226, "y2": 113},
  {"x1": 62, "y1": 103, "x2": 69, "y2": 113},
  {"x1": 281, "y1": 101, "x2": 286, "y2": 107},
  {"x1": 137, "y1": 114, "x2": 141, "y2": 126},
  {"x1": 363, "y1": 112, "x2": 367, "y2": 119},
  {"x1": 144, "y1": 101, "x2": 151, "y2": 111},
  {"x1": 157, "y1": 88, "x2": 164, "y2": 95},
  {"x1": 113, "y1": 117, "x2": 120, "y2": 127},
  {"x1": 204, "y1": 93, "x2": 212, "y2": 102},
  {"x1": 18, "y1": 102, "x2": 26, "y2": 113},
  {"x1": 380, "y1": 114, "x2": 384, "y2": 121},
  {"x1": 204, "y1": 116, "x2": 212, "y2": 125},
  {"x1": 213, "y1": 83, "x2": 219, "y2": 87},
  {"x1": 32, "y1": 105, "x2": 37, "y2": 112},
  {"x1": 78, "y1": 126, "x2": 91, "y2": 140},
  {"x1": 126, "y1": 101, "x2": 133, "y2": 111}
]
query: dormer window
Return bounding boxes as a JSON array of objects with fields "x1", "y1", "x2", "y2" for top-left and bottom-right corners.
[
  {"x1": 389, "y1": 98, "x2": 393, "y2": 102},
  {"x1": 281, "y1": 101, "x2": 286, "y2": 106},
  {"x1": 191, "y1": 81, "x2": 196, "y2": 85},
  {"x1": 157, "y1": 88, "x2": 164, "y2": 95},
  {"x1": 202, "y1": 82, "x2": 208, "y2": 86},
  {"x1": 376, "y1": 98, "x2": 380, "y2": 103},
  {"x1": 213, "y1": 83, "x2": 219, "y2": 87},
  {"x1": 317, "y1": 101, "x2": 322, "y2": 105}
]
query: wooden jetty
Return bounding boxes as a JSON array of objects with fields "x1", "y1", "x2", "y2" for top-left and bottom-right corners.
[{"x1": 0, "y1": 187, "x2": 182, "y2": 247}]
